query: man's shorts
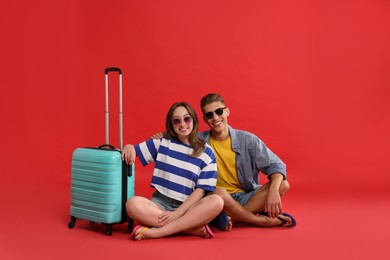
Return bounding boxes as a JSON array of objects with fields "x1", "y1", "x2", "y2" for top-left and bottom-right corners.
[
  {"x1": 230, "y1": 186, "x2": 260, "y2": 205},
  {"x1": 151, "y1": 190, "x2": 183, "y2": 211}
]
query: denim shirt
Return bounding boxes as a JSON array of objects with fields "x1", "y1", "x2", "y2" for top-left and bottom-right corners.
[{"x1": 198, "y1": 126, "x2": 287, "y2": 191}]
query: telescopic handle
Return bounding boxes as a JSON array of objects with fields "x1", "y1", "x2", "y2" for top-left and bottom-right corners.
[{"x1": 104, "y1": 67, "x2": 123, "y2": 150}]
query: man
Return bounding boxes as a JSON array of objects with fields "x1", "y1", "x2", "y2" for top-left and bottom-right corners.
[
  {"x1": 153, "y1": 93, "x2": 296, "y2": 230},
  {"x1": 199, "y1": 93, "x2": 296, "y2": 230}
]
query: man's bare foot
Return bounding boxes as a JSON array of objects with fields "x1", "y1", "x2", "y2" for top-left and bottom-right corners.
[
  {"x1": 255, "y1": 212, "x2": 297, "y2": 227},
  {"x1": 211, "y1": 212, "x2": 233, "y2": 231},
  {"x1": 225, "y1": 215, "x2": 233, "y2": 231}
]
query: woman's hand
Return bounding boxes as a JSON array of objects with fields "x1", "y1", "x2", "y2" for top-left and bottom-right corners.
[
  {"x1": 157, "y1": 210, "x2": 183, "y2": 226},
  {"x1": 122, "y1": 144, "x2": 136, "y2": 165}
]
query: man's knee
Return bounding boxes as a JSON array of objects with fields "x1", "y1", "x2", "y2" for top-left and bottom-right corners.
[
  {"x1": 280, "y1": 180, "x2": 290, "y2": 196},
  {"x1": 213, "y1": 188, "x2": 228, "y2": 197},
  {"x1": 213, "y1": 188, "x2": 234, "y2": 205}
]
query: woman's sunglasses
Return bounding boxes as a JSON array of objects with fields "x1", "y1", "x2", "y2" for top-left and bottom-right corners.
[
  {"x1": 203, "y1": 107, "x2": 226, "y2": 119},
  {"x1": 172, "y1": 116, "x2": 193, "y2": 126}
]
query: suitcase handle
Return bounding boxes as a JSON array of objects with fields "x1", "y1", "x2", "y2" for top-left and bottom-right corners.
[
  {"x1": 105, "y1": 67, "x2": 122, "y2": 74},
  {"x1": 104, "y1": 67, "x2": 124, "y2": 150}
]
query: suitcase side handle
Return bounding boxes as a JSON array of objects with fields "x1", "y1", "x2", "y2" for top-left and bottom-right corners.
[
  {"x1": 97, "y1": 144, "x2": 116, "y2": 150},
  {"x1": 105, "y1": 67, "x2": 124, "y2": 150}
]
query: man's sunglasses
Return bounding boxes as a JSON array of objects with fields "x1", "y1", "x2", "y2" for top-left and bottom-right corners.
[
  {"x1": 203, "y1": 107, "x2": 226, "y2": 119},
  {"x1": 172, "y1": 116, "x2": 193, "y2": 126}
]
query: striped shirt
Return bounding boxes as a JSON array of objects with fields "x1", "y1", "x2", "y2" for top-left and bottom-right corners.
[{"x1": 134, "y1": 138, "x2": 217, "y2": 202}]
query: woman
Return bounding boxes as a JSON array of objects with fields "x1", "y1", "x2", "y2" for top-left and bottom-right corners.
[{"x1": 122, "y1": 102, "x2": 223, "y2": 240}]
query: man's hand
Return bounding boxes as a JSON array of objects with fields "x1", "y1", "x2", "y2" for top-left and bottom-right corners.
[
  {"x1": 265, "y1": 173, "x2": 284, "y2": 218},
  {"x1": 151, "y1": 132, "x2": 164, "y2": 139},
  {"x1": 265, "y1": 188, "x2": 283, "y2": 218}
]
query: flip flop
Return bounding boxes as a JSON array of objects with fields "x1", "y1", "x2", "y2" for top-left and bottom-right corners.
[
  {"x1": 130, "y1": 225, "x2": 150, "y2": 240},
  {"x1": 259, "y1": 211, "x2": 297, "y2": 227},
  {"x1": 210, "y1": 212, "x2": 229, "y2": 231},
  {"x1": 204, "y1": 224, "x2": 214, "y2": 238}
]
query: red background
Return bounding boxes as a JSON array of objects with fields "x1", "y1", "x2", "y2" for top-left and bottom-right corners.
[{"x1": 1, "y1": 1, "x2": 389, "y2": 259}]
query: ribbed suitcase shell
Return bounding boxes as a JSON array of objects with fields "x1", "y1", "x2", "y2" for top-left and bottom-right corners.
[{"x1": 70, "y1": 148, "x2": 135, "y2": 225}]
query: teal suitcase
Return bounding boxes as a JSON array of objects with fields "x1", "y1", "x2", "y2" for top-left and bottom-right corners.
[{"x1": 68, "y1": 68, "x2": 135, "y2": 236}]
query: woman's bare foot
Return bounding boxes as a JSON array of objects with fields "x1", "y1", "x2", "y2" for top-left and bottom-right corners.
[
  {"x1": 131, "y1": 225, "x2": 151, "y2": 241},
  {"x1": 183, "y1": 225, "x2": 214, "y2": 238}
]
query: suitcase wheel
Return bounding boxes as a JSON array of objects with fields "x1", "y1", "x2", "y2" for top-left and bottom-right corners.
[
  {"x1": 104, "y1": 224, "x2": 113, "y2": 236},
  {"x1": 68, "y1": 216, "x2": 76, "y2": 229}
]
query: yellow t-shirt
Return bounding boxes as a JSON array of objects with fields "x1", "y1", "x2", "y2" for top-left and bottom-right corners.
[{"x1": 210, "y1": 136, "x2": 245, "y2": 194}]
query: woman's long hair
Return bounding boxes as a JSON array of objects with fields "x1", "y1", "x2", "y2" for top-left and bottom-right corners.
[{"x1": 165, "y1": 102, "x2": 205, "y2": 157}]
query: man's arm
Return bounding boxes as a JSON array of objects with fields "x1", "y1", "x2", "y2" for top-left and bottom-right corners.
[{"x1": 151, "y1": 132, "x2": 164, "y2": 139}]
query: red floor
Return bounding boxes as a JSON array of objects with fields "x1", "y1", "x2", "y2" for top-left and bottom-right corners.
[{"x1": 2, "y1": 173, "x2": 389, "y2": 260}]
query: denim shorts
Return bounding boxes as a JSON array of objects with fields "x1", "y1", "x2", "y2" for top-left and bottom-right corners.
[
  {"x1": 230, "y1": 186, "x2": 260, "y2": 205},
  {"x1": 151, "y1": 190, "x2": 183, "y2": 211}
]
